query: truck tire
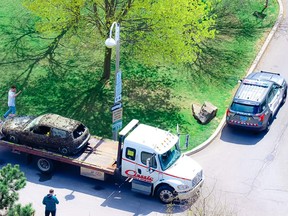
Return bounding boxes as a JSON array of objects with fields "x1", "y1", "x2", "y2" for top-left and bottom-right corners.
[
  {"x1": 7, "y1": 134, "x2": 19, "y2": 144},
  {"x1": 156, "y1": 185, "x2": 176, "y2": 204},
  {"x1": 37, "y1": 158, "x2": 54, "y2": 173}
]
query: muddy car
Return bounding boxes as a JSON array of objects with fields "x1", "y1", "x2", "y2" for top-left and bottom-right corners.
[{"x1": 0, "y1": 113, "x2": 90, "y2": 155}]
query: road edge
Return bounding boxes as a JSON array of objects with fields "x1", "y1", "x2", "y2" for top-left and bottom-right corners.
[{"x1": 186, "y1": 0, "x2": 284, "y2": 156}]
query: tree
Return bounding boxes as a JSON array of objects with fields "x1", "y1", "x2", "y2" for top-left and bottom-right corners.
[
  {"x1": 0, "y1": 164, "x2": 35, "y2": 216},
  {"x1": 18, "y1": 0, "x2": 216, "y2": 81}
]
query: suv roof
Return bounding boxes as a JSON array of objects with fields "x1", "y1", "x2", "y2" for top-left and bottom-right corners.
[
  {"x1": 233, "y1": 71, "x2": 281, "y2": 105},
  {"x1": 234, "y1": 79, "x2": 271, "y2": 104}
]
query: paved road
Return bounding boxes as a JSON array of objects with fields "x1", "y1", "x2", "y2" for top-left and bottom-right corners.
[
  {"x1": 0, "y1": 147, "x2": 176, "y2": 216},
  {"x1": 193, "y1": 0, "x2": 288, "y2": 215},
  {"x1": 1, "y1": 2, "x2": 288, "y2": 216}
]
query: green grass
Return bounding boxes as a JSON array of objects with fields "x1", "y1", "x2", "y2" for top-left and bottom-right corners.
[{"x1": 0, "y1": 0, "x2": 279, "y2": 151}]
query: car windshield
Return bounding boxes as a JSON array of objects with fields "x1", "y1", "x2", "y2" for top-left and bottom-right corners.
[
  {"x1": 24, "y1": 116, "x2": 42, "y2": 131},
  {"x1": 231, "y1": 102, "x2": 260, "y2": 114},
  {"x1": 158, "y1": 144, "x2": 181, "y2": 171}
]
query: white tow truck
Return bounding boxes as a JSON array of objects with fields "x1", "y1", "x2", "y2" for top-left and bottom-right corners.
[{"x1": 0, "y1": 119, "x2": 204, "y2": 203}]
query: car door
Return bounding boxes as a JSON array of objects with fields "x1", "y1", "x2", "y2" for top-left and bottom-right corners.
[
  {"x1": 272, "y1": 84, "x2": 282, "y2": 112},
  {"x1": 135, "y1": 151, "x2": 159, "y2": 183},
  {"x1": 25, "y1": 125, "x2": 50, "y2": 149},
  {"x1": 50, "y1": 128, "x2": 71, "y2": 153},
  {"x1": 267, "y1": 86, "x2": 279, "y2": 115}
]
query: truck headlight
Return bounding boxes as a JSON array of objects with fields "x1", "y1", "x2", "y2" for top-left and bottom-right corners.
[{"x1": 177, "y1": 185, "x2": 189, "y2": 190}]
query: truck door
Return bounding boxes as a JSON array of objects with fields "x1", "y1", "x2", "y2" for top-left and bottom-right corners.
[{"x1": 135, "y1": 151, "x2": 159, "y2": 183}]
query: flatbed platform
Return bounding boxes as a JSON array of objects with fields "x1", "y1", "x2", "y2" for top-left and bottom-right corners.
[{"x1": 0, "y1": 136, "x2": 119, "y2": 175}]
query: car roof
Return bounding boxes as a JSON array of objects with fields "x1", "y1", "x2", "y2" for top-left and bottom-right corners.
[
  {"x1": 38, "y1": 114, "x2": 80, "y2": 132},
  {"x1": 233, "y1": 71, "x2": 285, "y2": 104},
  {"x1": 234, "y1": 79, "x2": 272, "y2": 104}
]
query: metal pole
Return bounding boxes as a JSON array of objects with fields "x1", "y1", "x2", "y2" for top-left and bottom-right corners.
[{"x1": 112, "y1": 23, "x2": 121, "y2": 141}]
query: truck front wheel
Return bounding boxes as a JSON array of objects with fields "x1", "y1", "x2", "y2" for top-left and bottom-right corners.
[
  {"x1": 156, "y1": 185, "x2": 176, "y2": 204},
  {"x1": 37, "y1": 158, "x2": 54, "y2": 173}
]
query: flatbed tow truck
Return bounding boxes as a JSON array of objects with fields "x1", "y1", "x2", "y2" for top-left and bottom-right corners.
[{"x1": 0, "y1": 119, "x2": 204, "y2": 203}]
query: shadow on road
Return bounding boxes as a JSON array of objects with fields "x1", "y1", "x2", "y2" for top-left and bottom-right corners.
[
  {"x1": 220, "y1": 125, "x2": 265, "y2": 145},
  {"x1": 0, "y1": 146, "x2": 189, "y2": 215}
]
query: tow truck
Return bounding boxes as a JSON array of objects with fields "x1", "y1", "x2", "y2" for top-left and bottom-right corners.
[{"x1": 0, "y1": 119, "x2": 203, "y2": 203}]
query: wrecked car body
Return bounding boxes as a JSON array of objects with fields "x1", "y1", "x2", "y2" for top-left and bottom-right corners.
[{"x1": 0, "y1": 114, "x2": 90, "y2": 155}]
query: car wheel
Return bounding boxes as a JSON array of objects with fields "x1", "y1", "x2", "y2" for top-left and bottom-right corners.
[
  {"x1": 265, "y1": 116, "x2": 273, "y2": 132},
  {"x1": 281, "y1": 90, "x2": 287, "y2": 105},
  {"x1": 59, "y1": 147, "x2": 69, "y2": 155},
  {"x1": 156, "y1": 185, "x2": 177, "y2": 204},
  {"x1": 37, "y1": 158, "x2": 54, "y2": 173},
  {"x1": 7, "y1": 134, "x2": 19, "y2": 144}
]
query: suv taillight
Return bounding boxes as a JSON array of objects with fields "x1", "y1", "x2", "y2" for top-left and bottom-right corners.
[
  {"x1": 254, "y1": 113, "x2": 265, "y2": 122},
  {"x1": 226, "y1": 109, "x2": 230, "y2": 117}
]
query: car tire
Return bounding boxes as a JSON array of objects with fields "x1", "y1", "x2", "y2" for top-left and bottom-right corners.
[
  {"x1": 37, "y1": 158, "x2": 54, "y2": 173},
  {"x1": 7, "y1": 134, "x2": 19, "y2": 144},
  {"x1": 265, "y1": 116, "x2": 273, "y2": 132},
  {"x1": 59, "y1": 147, "x2": 69, "y2": 155},
  {"x1": 281, "y1": 89, "x2": 287, "y2": 105},
  {"x1": 156, "y1": 185, "x2": 177, "y2": 204}
]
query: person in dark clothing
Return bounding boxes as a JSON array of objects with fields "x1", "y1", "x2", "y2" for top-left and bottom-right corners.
[{"x1": 42, "y1": 189, "x2": 59, "y2": 216}]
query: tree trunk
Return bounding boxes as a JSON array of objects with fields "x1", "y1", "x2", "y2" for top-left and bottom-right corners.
[{"x1": 102, "y1": 47, "x2": 112, "y2": 80}]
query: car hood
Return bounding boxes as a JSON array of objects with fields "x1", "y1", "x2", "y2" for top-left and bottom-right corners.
[
  {"x1": 2, "y1": 116, "x2": 34, "y2": 131},
  {"x1": 164, "y1": 154, "x2": 202, "y2": 181}
]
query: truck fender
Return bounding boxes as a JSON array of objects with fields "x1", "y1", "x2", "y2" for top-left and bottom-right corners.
[{"x1": 153, "y1": 179, "x2": 183, "y2": 196}]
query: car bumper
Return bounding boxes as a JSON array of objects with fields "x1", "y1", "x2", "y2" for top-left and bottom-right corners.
[
  {"x1": 75, "y1": 133, "x2": 91, "y2": 150},
  {"x1": 226, "y1": 120, "x2": 267, "y2": 131},
  {"x1": 177, "y1": 179, "x2": 204, "y2": 200}
]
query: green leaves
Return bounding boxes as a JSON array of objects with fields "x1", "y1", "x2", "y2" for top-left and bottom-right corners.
[
  {"x1": 124, "y1": 0, "x2": 216, "y2": 65},
  {"x1": 0, "y1": 164, "x2": 26, "y2": 210}
]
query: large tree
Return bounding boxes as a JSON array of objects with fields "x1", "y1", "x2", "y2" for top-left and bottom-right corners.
[{"x1": 19, "y1": 0, "x2": 216, "y2": 80}]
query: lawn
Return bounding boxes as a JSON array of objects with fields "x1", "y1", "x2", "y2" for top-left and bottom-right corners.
[{"x1": 0, "y1": 0, "x2": 279, "y2": 151}]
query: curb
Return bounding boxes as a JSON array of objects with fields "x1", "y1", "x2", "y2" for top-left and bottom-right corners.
[{"x1": 186, "y1": 0, "x2": 284, "y2": 156}]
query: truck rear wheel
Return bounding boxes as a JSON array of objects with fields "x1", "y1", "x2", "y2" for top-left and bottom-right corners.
[
  {"x1": 156, "y1": 185, "x2": 176, "y2": 204},
  {"x1": 37, "y1": 158, "x2": 54, "y2": 173}
]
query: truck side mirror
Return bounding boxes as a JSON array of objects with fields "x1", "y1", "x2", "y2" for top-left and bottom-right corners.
[{"x1": 146, "y1": 158, "x2": 154, "y2": 173}]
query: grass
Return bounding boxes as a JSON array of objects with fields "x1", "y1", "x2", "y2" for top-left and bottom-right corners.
[{"x1": 0, "y1": 0, "x2": 279, "y2": 151}]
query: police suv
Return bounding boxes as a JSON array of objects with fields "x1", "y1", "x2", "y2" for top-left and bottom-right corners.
[{"x1": 226, "y1": 71, "x2": 287, "y2": 131}]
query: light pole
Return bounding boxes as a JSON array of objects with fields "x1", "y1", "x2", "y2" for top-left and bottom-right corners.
[{"x1": 105, "y1": 22, "x2": 123, "y2": 141}]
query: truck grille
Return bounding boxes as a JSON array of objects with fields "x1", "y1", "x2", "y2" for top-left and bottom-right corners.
[{"x1": 192, "y1": 171, "x2": 202, "y2": 188}]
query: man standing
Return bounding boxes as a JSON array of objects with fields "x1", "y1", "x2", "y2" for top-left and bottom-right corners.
[
  {"x1": 42, "y1": 189, "x2": 59, "y2": 216},
  {"x1": 3, "y1": 85, "x2": 22, "y2": 118}
]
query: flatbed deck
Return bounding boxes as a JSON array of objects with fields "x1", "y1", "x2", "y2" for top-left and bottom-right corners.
[{"x1": 0, "y1": 136, "x2": 119, "y2": 175}]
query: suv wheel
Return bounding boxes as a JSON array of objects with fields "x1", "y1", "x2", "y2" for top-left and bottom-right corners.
[
  {"x1": 265, "y1": 116, "x2": 273, "y2": 132},
  {"x1": 281, "y1": 90, "x2": 287, "y2": 105}
]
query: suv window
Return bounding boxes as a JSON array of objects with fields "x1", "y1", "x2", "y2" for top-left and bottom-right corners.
[
  {"x1": 51, "y1": 128, "x2": 69, "y2": 138},
  {"x1": 73, "y1": 124, "x2": 85, "y2": 138},
  {"x1": 231, "y1": 103, "x2": 260, "y2": 114},
  {"x1": 267, "y1": 84, "x2": 279, "y2": 103},
  {"x1": 33, "y1": 126, "x2": 50, "y2": 135}
]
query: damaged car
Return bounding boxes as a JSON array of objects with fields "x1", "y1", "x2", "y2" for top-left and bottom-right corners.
[{"x1": 0, "y1": 113, "x2": 90, "y2": 155}]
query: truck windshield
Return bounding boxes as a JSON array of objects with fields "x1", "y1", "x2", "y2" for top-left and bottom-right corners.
[{"x1": 158, "y1": 144, "x2": 181, "y2": 171}]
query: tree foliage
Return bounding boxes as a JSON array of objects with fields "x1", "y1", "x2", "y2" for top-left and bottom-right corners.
[
  {"x1": 0, "y1": 164, "x2": 34, "y2": 215},
  {"x1": 19, "y1": 0, "x2": 216, "y2": 80}
]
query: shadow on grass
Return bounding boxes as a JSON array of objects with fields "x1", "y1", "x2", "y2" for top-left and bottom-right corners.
[{"x1": 14, "y1": 63, "x2": 186, "y2": 137}]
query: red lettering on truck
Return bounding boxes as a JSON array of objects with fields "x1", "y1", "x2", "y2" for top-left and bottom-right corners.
[{"x1": 125, "y1": 170, "x2": 153, "y2": 182}]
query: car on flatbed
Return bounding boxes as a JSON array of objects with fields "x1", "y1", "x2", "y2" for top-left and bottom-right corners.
[
  {"x1": 0, "y1": 113, "x2": 90, "y2": 155},
  {"x1": 226, "y1": 71, "x2": 287, "y2": 131}
]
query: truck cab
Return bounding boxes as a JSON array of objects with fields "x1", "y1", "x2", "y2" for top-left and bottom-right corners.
[{"x1": 119, "y1": 120, "x2": 204, "y2": 203}]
